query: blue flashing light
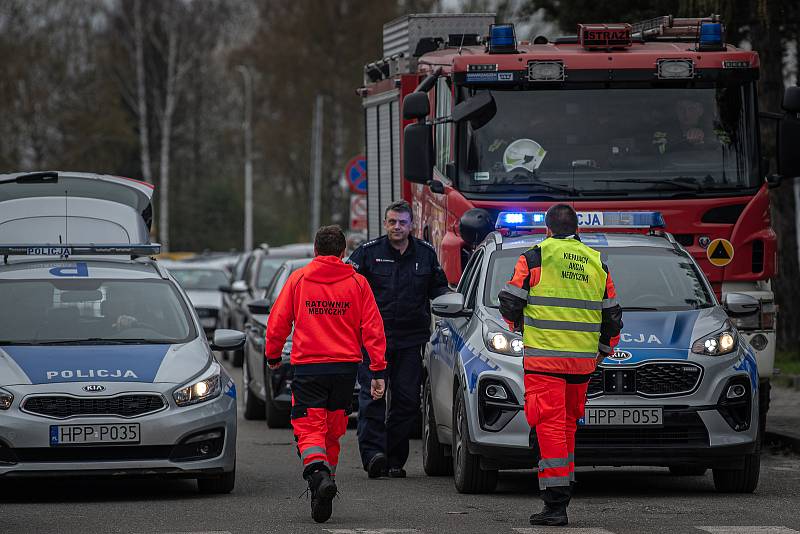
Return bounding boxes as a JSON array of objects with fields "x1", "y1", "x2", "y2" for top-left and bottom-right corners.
[
  {"x1": 495, "y1": 211, "x2": 665, "y2": 230},
  {"x1": 699, "y1": 22, "x2": 723, "y2": 50},
  {"x1": 489, "y1": 24, "x2": 517, "y2": 54}
]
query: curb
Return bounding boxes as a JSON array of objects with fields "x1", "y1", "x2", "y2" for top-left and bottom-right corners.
[{"x1": 765, "y1": 430, "x2": 800, "y2": 454}]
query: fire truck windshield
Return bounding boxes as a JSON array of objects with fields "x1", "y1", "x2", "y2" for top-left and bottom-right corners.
[{"x1": 457, "y1": 83, "x2": 759, "y2": 198}]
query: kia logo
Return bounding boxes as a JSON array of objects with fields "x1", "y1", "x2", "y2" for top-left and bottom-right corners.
[
  {"x1": 609, "y1": 350, "x2": 633, "y2": 362},
  {"x1": 83, "y1": 384, "x2": 106, "y2": 392}
]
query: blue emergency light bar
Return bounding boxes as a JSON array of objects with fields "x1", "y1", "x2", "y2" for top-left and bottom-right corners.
[
  {"x1": 698, "y1": 21, "x2": 724, "y2": 51},
  {"x1": 0, "y1": 244, "x2": 162, "y2": 258},
  {"x1": 495, "y1": 211, "x2": 665, "y2": 230},
  {"x1": 488, "y1": 24, "x2": 517, "y2": 54}
]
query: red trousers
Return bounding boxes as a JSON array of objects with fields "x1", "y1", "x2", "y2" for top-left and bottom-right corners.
[
  {"x1": 524, "y1": 373, "x2": 589, "y2": 490},
  {"x1": 290, "y1": 372, "x2": 355, "y2": 476}
]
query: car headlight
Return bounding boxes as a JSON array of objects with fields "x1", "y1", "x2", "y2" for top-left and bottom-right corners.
[
  {"x1": 691, "y1": 330, "x2": 738, "y2": 356},
  {"x1": 0, "y1": 388, "x2": 13, "y2": 410},
  {"x1": 173, "y1": 363, "x2": 222, "y2": 406},
  {"x1": 484, "y1": 323, "x2": 524, "y2": 356}
]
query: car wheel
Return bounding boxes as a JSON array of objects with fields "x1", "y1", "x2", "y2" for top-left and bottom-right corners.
[
  {"x1": 264, "y1": 366, "x2": 291, "y2": 429},
  {"x1": 712, "y1": 451, "x2": 760, "y2": 493},
  {"x1": 668, "y1": 466, "x2": 707, "y2": 476},
  {"x1": 242, "y1": 357, "x2": 265, "y2": 420},
  {"x1": 422, "y1": 377, "x2": 452, "y2": 476},
  {"x1": 453, "y1": 386, "x2": 497, "y2": 494},
  {"x1": 197, "y1": 465, "x2": 236, "y2": 494}
]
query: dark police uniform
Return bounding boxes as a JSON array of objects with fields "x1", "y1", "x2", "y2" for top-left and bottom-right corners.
[{"x1": 348, "y1": 234, "x2": 449, "y2": 471}]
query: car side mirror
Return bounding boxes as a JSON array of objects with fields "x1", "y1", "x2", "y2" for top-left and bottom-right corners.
[
  {"x1": 210, "y1": 329, "x2": 246, "y2": 351},
  {"x1": 432, "y1": 292, "x2": 468, "y2": 317},
  {"x1": 230, "y1": 280, "x2": 248, "y2": 293},
  {"x1": 724, "y1": 292, "x2": 760, "y2": 316},
  {"x1": 247, "y1": 298, "x2": 271, "y2": 315}
]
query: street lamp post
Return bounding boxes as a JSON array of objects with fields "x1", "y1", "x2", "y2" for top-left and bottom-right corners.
[{"x1": 237, "y1": 65, "x2": 254, "y2": 253}]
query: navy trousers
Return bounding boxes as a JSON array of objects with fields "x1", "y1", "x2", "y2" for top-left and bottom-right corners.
[{"x1": 357, "y1": 345, "x2": 422, "y2": 470}]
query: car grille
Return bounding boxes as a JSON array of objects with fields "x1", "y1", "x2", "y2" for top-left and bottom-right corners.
[
  {"x1": 587, "y1": 362, "x2": 702, "y2": 397},
  {"x1": 576, "y1": 411, "x2": 708, "y2": 448},
  {"x1": 22, "y1": 395, "x2": 166, "y2": 419}
]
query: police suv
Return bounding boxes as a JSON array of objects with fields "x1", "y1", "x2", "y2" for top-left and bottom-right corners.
[
  {"x1": 423, "y1": 211, "x2": 760, "y2": 494},
  {"x1": 0, "y1": 244, "x2": 242, "y2": 493}
]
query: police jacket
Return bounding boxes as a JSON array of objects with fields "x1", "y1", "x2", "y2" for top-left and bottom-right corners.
[
  {"x1": 498, "y1": 235, "x2": 623, "y2": 375},
  {"x1": 348, "y1": 235, "x2": 450, "y2": 349}
]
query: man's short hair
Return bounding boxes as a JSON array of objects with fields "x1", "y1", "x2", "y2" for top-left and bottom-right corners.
[
  {"x1": 545, "y1": 204, "x2": 578, "y2": 235},
  {"x1": 314, "y1": 225, "x2": 347, "y2": 256},
  {"x1": 384, "y1": 200, "x2": 413, "y2": 221}
]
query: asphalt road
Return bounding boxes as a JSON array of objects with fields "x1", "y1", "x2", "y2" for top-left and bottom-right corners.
[{"x1": 2, "y1": 359, "x2": 799, "y2": 534}]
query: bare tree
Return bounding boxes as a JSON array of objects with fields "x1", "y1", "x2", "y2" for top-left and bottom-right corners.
[{"x1": 133, "y1": 0, "x2": 152, "y2": 184}]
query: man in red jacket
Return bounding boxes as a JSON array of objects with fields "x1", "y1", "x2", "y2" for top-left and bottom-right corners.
[{"x1": 266, "y1": 225, "x2": 387, "y2": 523}]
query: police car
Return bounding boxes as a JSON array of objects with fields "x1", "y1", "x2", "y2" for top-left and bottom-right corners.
[
  {"x1": 0, "y1": 244, "x2": 242, "y2": 493},
  {"x1": 423, "y1": 211, "x2": 760, "y2": 494}
]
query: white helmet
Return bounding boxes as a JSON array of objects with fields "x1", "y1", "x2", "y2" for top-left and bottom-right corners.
[{"x1": 502, "y1": 138, "x2": 547, "y2": 173}]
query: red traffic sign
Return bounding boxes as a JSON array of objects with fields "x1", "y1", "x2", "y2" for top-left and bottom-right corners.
[
  {"x1": 350, "y1": 195, "x2": 367, "y2": 231},
  {"x1": 345, "y1": 155, "x2": 367, "y2": 195}
]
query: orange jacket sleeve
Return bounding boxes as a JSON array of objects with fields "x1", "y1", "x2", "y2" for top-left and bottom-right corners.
[
  {"x1": 265, "y1": 271, "x2": 298, "y2": 364},
  {"x1": 357, "y1": 274, "x2": 387, "y2": 378}
]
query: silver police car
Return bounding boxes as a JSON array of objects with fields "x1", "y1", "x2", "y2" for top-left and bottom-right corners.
[
  {"x1": 423, "y1": 211, "x2": 760, "y2": 495},
  {"x1": 0, "y1": 245, "x2": 242, "y2": 493}
]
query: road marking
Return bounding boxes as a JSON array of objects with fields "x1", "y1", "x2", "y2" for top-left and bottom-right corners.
[
  {"x1": 514, "y1": 529, "x2": 614, "y2": 534},
  {"x1": 697, "y1": 528, "x2": 800, "y2": 534}
]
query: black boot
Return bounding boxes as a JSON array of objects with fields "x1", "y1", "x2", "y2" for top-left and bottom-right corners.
[
  {"x1": 530, "y1": 486, "x2": 570, "y2": 526},
  {"x1": 305, "y1": 466, "x2": 337, "y2": 523}
]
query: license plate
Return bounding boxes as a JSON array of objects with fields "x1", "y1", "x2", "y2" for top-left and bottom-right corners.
[
  {"x1": 50, "y1": 423, "x2": 140, "y2": 445},
  {"x1": 583, "y1": 407, "x2": 662, "y2": 426}
]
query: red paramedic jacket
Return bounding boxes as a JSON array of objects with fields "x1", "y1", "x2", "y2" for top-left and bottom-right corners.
[{"x1": 265, "y1": 255, "x2": 387, "y2": 378}]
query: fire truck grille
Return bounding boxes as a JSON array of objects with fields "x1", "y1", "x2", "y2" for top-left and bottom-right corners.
[
  {"x1": 23, "y1": 395, "x2": 165, "y2": 418},
  {"x1": 587, "y1": 362, "x2": 702, "y2": 397}
]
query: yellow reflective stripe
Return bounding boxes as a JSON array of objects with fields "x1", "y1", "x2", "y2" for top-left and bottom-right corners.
[
  {"x1": 524, "y1": 347, "x2": 597, "y2": 358},
  {"x1": 504, "y1": 283, "x2": 529, "y2": 299},
  {"x1": 528, "y1": 295, "x2": 602, "y2": 310},
  {"x1": 525, "y1": 328, "x2": 600, "y2": 353},
  {"x1": 524, "y1": 317, "x2": 601, "y2": 333}
]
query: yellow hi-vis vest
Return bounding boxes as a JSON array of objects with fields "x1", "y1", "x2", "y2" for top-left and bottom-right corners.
[{"x1": 523, "y1": 236, "x2": 607, "y2": 374}]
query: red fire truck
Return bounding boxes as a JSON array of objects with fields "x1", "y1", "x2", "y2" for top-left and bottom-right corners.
[{"x1": 360, "y1": 14, "x2": 800, "y2": 422}]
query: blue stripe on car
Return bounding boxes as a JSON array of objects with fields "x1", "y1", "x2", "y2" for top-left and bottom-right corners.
[{"x1": 3, "y1": 345, "x2": 171, "y2": 384}]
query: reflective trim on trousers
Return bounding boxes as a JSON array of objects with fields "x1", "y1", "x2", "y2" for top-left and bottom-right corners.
[
  {"x1": 524, "y1": 347, "x2": 598, "y2": 359},
  {"x1": 300, "y1": 446, "x2": 327, "y2": 462},
  {"x1": 527, "y1": 295, "x2": 603, "y2": 310},
  {"x1": 568, "y1": 452, "x2": 575, "y2": 482},
  {"x1": 539, "y1": 475, "x2": 571, "y2": 489},
  {"x1": 602, "y1": 297, "x2": 619, "y2": 308},
  {"x1": 524, "y1": 317, "x2": 601, "y2": 332},
  {"x1": 539, "y1": 457, "x2": 570, "y2": 470},
  {"x1": 504, "y1": 283, "x2": 529, "y2": 299}
]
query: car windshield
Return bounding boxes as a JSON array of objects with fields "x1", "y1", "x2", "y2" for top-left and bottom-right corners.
[
  {"x1": 0, "y1": 279, "x2": 196, "y2": 344},
  {"x1": 169, "y1": 268, "x2": 228, "y2": 291},
  {"x1": 257, "y1": 258, "x2": 290, "y2": 288},
  {"x1": 459, "y1": 83, "x2": 759, "y2": 197},
  {"x1": 485, "y1": 245, "x2": 714, "y2": 311}
]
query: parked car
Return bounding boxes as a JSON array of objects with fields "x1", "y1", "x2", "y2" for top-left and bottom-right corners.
[
  {"x1": 220, "y1": 243, "x2": 313, "y2": 366},
  {"x1": 163, "y1": 262, "x2": 230, "y2": 336},
  {"x1": 424, "y1": 212, "x2": 761, "y2": 494}
]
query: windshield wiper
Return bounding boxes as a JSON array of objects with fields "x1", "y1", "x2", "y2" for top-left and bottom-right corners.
[{"x1": 595, "y1": 178, "x2": 701, "y2": 192}]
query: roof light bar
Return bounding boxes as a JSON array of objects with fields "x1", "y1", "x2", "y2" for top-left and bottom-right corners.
[
  {"x1": 0, "y1": 244, "x2": 162, "y2": 258},
  {"x1": 495, "y1": 211, "x2": 665, "y2": 230},
  {"x1": 488, "y1": 24, "x2": 517, "y2": 54}
]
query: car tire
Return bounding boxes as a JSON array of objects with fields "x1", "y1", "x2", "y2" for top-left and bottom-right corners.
[
  {"x1": 712, "y1": 451, "x2": 760, "y2": 493},
  {"x1": 422, "y1": 377, "x2": 452, "y2": 476},
  {"x1": 242, "y1": 357, "x2": 265, "y2": 420},
  {"x1": 197, "y1": 466, "x2": 236, "y2": 494},
  {"x1": 668, "y1": 466, "x2": 707, "y2": 476},
  {"x1": 453, "y1": 387, "x2": 497, "y2": 494},
  {"x1": 264, "y1": 366, "x2": 291, "y2": 429}
]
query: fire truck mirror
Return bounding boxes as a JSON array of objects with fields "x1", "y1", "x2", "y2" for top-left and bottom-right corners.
[
  {"x1": 460, "y1": 208, "x2": 494, "y2": 247},
  {"x1": 403, "y1": 122, "x2": 434, "y2": 184},
  {"x1": 452, "y1": 92, "x2": 496, "y2": 130},
  {"x1": 403, "y1": 92, "x2": 430, "y2": 120},
  {"x1": 778, "y1": 113, "x2": 800, "y2": 180}
]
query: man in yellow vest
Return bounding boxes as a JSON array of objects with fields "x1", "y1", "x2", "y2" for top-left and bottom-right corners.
[{"x1": 499, "y1": 204, "x2": 623, "y2": 527}]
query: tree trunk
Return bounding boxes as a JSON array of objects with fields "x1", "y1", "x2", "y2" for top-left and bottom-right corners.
[
  {"x1": 133, "y1": 0, "x2": 152, "y2": 184},
  {"x1": 158, "y1": 27, "x2": 178, "y2": 252}
]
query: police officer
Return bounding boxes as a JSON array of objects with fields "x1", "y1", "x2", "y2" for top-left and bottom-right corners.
[
  {"x1": 498, "y1": 204, "x2": 622, "y2": 527},
  {"x1": 348, "y1": 200, "x2": 450, "y2": 478}
]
